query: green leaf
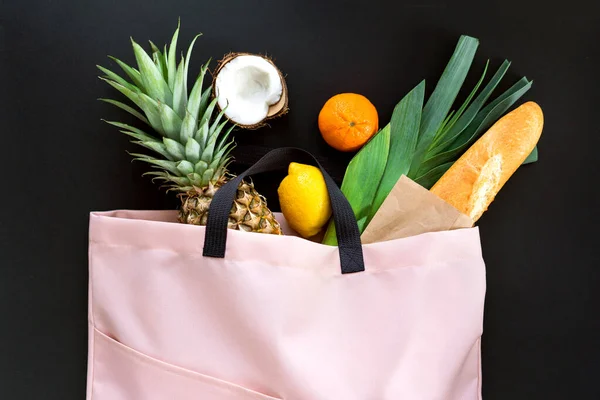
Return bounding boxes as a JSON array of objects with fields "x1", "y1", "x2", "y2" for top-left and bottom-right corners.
[
  {"x1": 163, "y1": 44, "x2": 169, "y2": 72},
  {"x1": 148, "y1": 40, "x2": 161, "y2": 55},
  {"x1": 197, "y1": 85, "x2": 213, "y2": 121},
  {"x1": 102, "y1": 120, "x2": 154, "y2": 139},
  {"x1": 133, "y1": 140, "x2": 174, "y2": 161},
  {"x1": 185, "y1": 138, "x2": 201, "y2": 163},
  {"x1": 414, "y1": 161, "x2": 453, "y2": 189},
  {"x1": 194, "y1": 120, "x2": 209, "y2": 149},
  {"x1": 200, "y1": 97, "x2": 219, "y2": 128},
  {"x1": 452, "y1": 79, "x2": 533, "y2": 149},
  {"x1": 215, "y1": 125, "x2": 236, "y2": 152},
  {"x1": 176, "y1": 160, "x2": 195, "y2": 175},
  {"x1": 158, "y1": 103, "x2": 182, "y2": 140},
  {"x1": 211, "y1": 137, "x2": 235, "y2": 171},
  {"x1": 523, "y1": 146, "x2": 538, "y2": 165},
  {"x1": 429, "y1": 60, "x2": 489, "y2": 151},
  {"x1": 210, "y1": 120, "x2": 229, "y2": 144},
  {"x1": 186, "y1": 62, "x2": 209, "y2": 120},
  {"x1": 135, "y1": 93, "x2": 165, "y2": 135},
  {"x1": 152, "y1": 51, "x2": 167, "y2": 81},
  {"x1": 98, "y1": 98, "x2": 149, "y2": 125},
  {"x1": 163, "y1": 137, "x2": 185, "y2": 159},
  {"x1": 130, "y1": 154, "x2": 179, "y2": 175},
  {"x1": 200, "y1": 127, "x2": 218, "y2": 163},
  {"x1": 417, "y1": 79, "x2": 533, "y2": 173},
  {"x1": 148, "y1": 40, "x2": 168, "y2": 79},
  {"x1": 180, "y1": 112, "x2": 198, "y2": 144},
  {"x1": 172, "y1": 58, "x2": 187, "y2": 118},
  {"x1": 209, "y1": 107, "x2": 228, "y2": 135},
  {"x1": 194, "y1": 160, "x2": 209, "y2": 174},
  {"x1": 167, "y1": 22, "x2": 180, "y2": 90},
  {"x1": 100, "y1": 77, "x2": 142, "y2": 107},
  {"x1": 408, "y1": 35, "x2": 479, "y2": 177},
  {"x1": 429, "y1": 60, "x2": 511, "y2": 156},
  {"x1": 183, "y1": 34, "x2": 202, "y2": 97},
  {"x1": 322, "y1": 125, "x2": 391, "y2": 245},
  {"x1": 131, "y1": 38, "x2": 172, "y2": 104},
  {"x1": 100, "y1": 78, "x2": 164, "y2": 134},
  {"x1": 145, "y1": 172, "x2": 190, "y2": 187},
  {"x1": 108, "y1": 56, "x2": 145, "y2": 89},
  {"x1": 188, "y1": 172, "x2": 204, "y2": 187},
  {"x1": 369, "y1": 81, "x2": 424, "y2": 224},
  {"x1": 169, "y1": 176, "x2": 192, "y2": 187},
  {"x1": 201, "y1": 168, "x2": 215, "y2": 186},
  {"x1": 97, "y1": 65, "x2": 139, "y2": 93}
]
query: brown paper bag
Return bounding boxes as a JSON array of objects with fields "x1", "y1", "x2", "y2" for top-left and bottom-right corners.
[{"x1": 361, "y1": 176, "x2": 473, "y2": 244}]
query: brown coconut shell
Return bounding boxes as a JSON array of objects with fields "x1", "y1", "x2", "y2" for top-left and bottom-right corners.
[{"x1": 212, "y1": 52, "x2": 289, "y2": 130}]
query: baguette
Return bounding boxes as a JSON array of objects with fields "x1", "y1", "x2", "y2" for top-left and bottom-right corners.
[{"x1": 430, "y1": 101, "x2": 544, "y2": 222}]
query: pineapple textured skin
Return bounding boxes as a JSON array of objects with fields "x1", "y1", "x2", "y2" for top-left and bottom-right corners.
[{"x1": 179, "y1": 180, "x2": 282, "y2": 234}]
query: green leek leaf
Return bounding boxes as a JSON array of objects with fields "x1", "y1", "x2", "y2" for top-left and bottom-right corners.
[
  {"x1": 322, "y1": 124, "x2": 391, "y2": 245},
  {"x1": 523, "y1": 146, "x2": 538, "y2": 165},
  {"x1": 429, "y1": 60, "x2": 511, "y2": 156},
  {"x1": 408, "y1": 35, "x2": 479, "y2": 177},
  {"x1": 429, "y1": 60, "x2": 489, "y2": 151},
  {"x1": 417, "y1": 78, "x2": 533, "y2": 174},
  {"x1": 452, "y1": 78, "x2": 533, "y2": 149},
  {"x1": 414, "y1": 161, "x2": 453, "y2": 189},
  {"x1": 370, "y1": 81, "x2": 424, "y2": 223}
]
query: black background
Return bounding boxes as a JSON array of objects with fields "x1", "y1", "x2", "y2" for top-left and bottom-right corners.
[{"x1": 1, "y1": 0, "x2": 599, "y2": 399}]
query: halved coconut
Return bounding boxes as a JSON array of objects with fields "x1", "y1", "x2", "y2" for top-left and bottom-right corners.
[{"x1": 213, "y1": 53, "x2": 288, "y2": 129}]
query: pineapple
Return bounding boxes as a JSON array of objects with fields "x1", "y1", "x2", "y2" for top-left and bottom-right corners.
[{"x1": 97, "y1": 23, "x2": 281, "y2": 234}]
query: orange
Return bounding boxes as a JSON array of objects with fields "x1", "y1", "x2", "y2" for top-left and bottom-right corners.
[{"x1": 318, "y1": 93, "x2": 379, "y2": 152}]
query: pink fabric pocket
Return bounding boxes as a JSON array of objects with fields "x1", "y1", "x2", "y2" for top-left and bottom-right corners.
[{"x1": 89, "y1": 327, "x2": 282, "y2": 400}]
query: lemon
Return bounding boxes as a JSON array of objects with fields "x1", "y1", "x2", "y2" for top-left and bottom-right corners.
[{"x1": 277, "y1": 163, "x2": 332, "y2": 238}]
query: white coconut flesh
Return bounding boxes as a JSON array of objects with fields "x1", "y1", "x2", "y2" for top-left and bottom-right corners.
[{"x1": 215, "y1": 55, "x2": 284, "y2": 126}]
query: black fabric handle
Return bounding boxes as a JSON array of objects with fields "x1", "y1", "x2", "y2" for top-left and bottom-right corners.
[{"x1": 202, "y1": 147, "x2": 365, "y2": 274}]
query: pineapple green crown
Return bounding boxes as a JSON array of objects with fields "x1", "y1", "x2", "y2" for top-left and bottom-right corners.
[{"x1": 97, "y1": 22, "x2": 235, "y2": 192}]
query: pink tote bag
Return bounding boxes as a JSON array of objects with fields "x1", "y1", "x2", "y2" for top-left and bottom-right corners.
[{"x1": 87, "y1": 148, "x2": 486, "y2": 400}]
